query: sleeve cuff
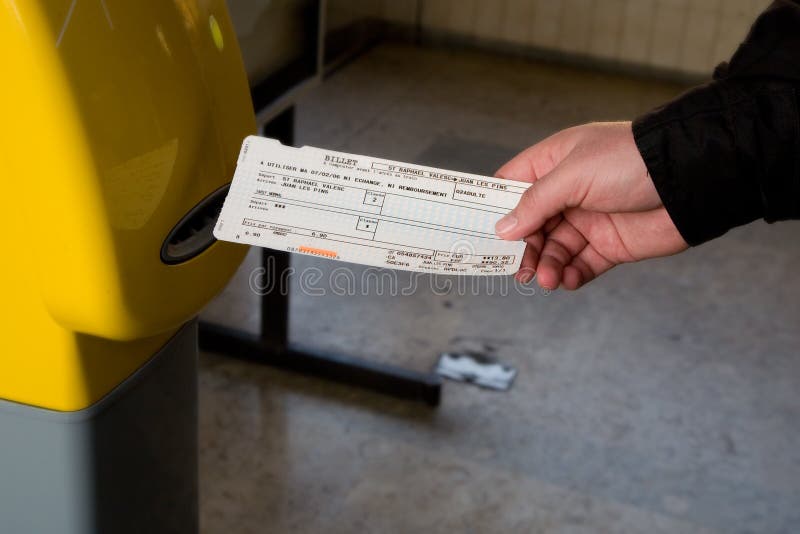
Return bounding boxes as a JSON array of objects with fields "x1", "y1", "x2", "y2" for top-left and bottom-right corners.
[{"x1": 632, "y1": 82, "x2": 766, "y2": 246}]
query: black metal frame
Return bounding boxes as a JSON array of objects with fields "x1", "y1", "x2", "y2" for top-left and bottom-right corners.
[
  {"x1": 248, "y1": 0, "x2": 321, "y2": 113},
  {"x1": 199, "y1": 108, "x2": 442, "y2": 406}
]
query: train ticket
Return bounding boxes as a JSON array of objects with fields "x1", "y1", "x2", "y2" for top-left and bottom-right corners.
[{"x1": 214, "y1": 136, "x2": 527, "y2": 275}]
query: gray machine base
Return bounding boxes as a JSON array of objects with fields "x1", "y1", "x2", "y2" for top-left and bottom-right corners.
[{"x1": 0, "y1": 321, "x2": 199, "y2": 534}]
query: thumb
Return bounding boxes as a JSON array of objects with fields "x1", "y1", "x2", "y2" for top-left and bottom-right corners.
[{"x1": 494, "y1": 161, "x2": 581, "y2": 241}]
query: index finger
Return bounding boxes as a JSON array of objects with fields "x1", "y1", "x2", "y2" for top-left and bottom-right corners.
[{"x1": 494, "y1": 128, "x2": 579, "y2": 183}]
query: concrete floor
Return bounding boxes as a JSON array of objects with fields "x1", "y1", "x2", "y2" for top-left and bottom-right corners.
[{"x1": 200, "y1": 43, "x2": 800, "y2": 533}]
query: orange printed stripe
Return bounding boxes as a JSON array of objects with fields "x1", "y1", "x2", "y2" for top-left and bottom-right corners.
[{"x1": 299, "y1": 246, "x2": 337, "y2": 259}]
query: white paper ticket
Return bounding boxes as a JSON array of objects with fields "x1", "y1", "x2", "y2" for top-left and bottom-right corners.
[{"x1": 214, "y1": 136, "x2": 527, "y2": 275}]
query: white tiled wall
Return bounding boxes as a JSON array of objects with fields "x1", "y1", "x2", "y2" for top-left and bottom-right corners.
[{"x1": 366, "y1": 0, "x2": 772, "y2": 77}]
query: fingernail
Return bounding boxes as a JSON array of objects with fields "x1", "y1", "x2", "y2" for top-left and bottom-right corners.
[
  {"x1": 518, "y1": 271, "x2": 534, "y2": 284},
  {"x1": 495, "y1": 212, "x2": 518, "y2": 235}
]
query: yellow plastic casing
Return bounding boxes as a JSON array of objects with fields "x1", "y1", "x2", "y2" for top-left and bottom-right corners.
[{"x1": 0, "y1": 0, "x2": 256, "y2": 411}]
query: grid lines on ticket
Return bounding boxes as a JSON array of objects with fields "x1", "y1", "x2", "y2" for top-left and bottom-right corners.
[{"x1": 214, "y1": 136, "x2": 527, "y2": 275}]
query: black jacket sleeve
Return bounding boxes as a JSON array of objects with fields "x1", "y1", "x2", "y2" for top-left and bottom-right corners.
[{"x1": 632, "y1": 0, "x2": 800, "y2": 246}]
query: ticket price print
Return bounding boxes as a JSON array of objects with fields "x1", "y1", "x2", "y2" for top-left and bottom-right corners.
[{"x1": 214, "y1": 136, "x2": 527, "y2": 275}]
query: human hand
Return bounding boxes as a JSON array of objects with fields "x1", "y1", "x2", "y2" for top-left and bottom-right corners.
[{"x1": 495, "y1": 122, "x2": 688, "y2": 290}]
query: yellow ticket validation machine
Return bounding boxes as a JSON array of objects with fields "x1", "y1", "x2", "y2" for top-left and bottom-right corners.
[{"x1": 0, "y1": 1, "x2": 255, "y2": 532}]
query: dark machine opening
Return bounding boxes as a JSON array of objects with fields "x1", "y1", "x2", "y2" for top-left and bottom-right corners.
[{"x1": 160, "y1": 184, "x2": 229, "y2": 265}]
